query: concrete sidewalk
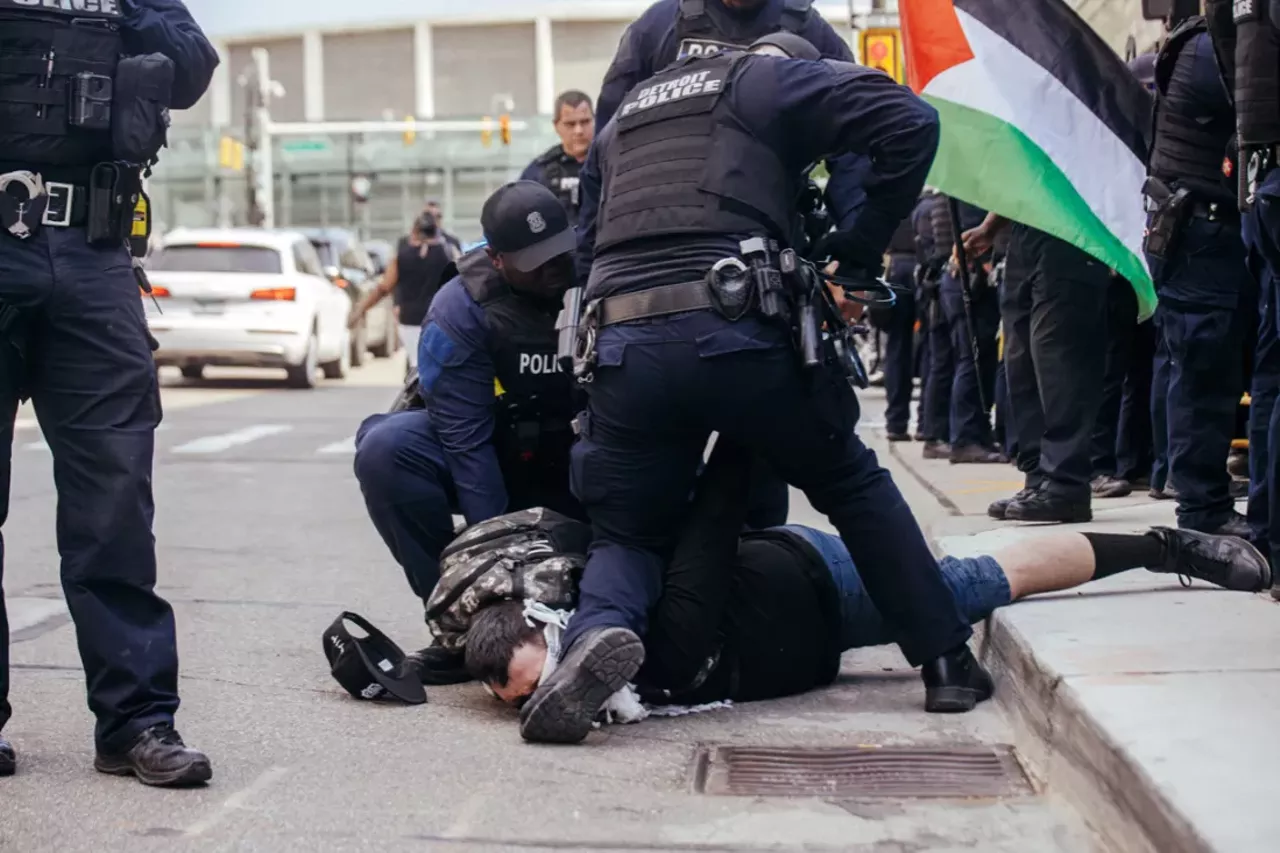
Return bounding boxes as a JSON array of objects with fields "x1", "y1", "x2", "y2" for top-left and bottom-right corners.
[{"x1": 888, "y1": 440, "x2": 1280, "y2": 853}]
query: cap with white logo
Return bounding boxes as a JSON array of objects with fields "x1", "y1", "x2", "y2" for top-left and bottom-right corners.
[{"x1": 480, "y1": 180, "x2": 576, "y2": 273}]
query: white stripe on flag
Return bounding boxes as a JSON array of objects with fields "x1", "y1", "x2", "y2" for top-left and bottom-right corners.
[{"x1": 927, "y1": 10, "x2": 1148, "y2": 269}]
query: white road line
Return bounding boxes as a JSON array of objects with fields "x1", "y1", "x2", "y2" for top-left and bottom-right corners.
[
  {"x1": 316, "y1": 436, "x2": 356, "y2": 455},
  {"x1": 183, "y1": 765, "x2": 291, "y2": 837},
  {"x1": 23, "y1": 439, "x2": 49, "y2": 452},
  {"x1": 172, "y1": 424, "x2": 292, "y2": 455}
]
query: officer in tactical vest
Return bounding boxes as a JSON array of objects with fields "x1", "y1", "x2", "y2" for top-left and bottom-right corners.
[
  {"x1": 913, "y1": 192, "x2": 954, "y2": 458},
  {"x1": 518, "y1": 34, "x2": 992, "y2": 746},
  {"x1": 0, "y1": 0, "x2": 217, "y2": 785},
  {"x1": 520, "y1": 91, "x2": 595, "y2": 223},
  {"x1": 596, "y1": 0, "x2": 854, "y2": 130},
  {"x1": 353, "y1": 181, "x2": 586, "y2": 657},
  {"x1": 1144, "y1": 4, "x2": 1253, "y2": 538},
  {"x1": 1211, "y1": 0, "x2": 1280, "y2": 598},
  {"x1": 881, "y1": 215, "x2": 920, "y2": 443}
]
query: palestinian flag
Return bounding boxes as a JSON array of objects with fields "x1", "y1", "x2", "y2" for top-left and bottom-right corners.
[{"x1": 901, "y1": 0, "x2": 1156, "y2": 318}]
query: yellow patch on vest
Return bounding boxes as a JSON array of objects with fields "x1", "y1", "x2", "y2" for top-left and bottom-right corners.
[{"x1": 494, "y1": 378, "x2": 506, "y2": 397}]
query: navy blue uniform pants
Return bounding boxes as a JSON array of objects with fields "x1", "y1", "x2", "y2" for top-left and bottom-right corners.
[
  {"x1": 1243, "y1": 170, "x2": 1280, "y2": 561},
  {"x1": 883, "y1": 257, "x2": 919, "y2": 436},
  {"x1": 1149, "y1": 217, "x2": 1253, "y2": 532},
  {"x1": 1090, "y1": 278, "x2": 1146, "y2": 479},
  {"x1": 563, "y1": 312, "x2": 972, "y2": 666},
  {"x1": 0, "y1": 228, "x2": 178, "y2": 752},
  {"x1": 941, "y1": 273, "x2": 1000, "y2": 448},
  {"x1": 920, "y1": 287, "x2": 953, "y2": 443},
  {"x1": 354, "y1": 410, "x2": 461, "y2": 603},
  {"x1": 1002, "y1": 228, "x2": 1110, "y2": 499},
  {"x1": 1116, "y1": 319, "x2": 1155, "y2": 483},
  {"x1": 1150, "y1": 311, "x2": 1173, "y2": 492}
]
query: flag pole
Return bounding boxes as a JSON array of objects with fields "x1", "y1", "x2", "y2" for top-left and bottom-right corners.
[{"x1": 947, "y1": 197, "x2": 988, "y2": 415}]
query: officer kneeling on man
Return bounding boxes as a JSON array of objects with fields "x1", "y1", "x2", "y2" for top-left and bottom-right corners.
[
  {"x1": 515, "y1": 33, "x2": 993, "y2": 746},
  {"x1": 353, "y1": 182, "x2": 586, "y2": 679},
  {"x1": 0, "y1": 0, "x2": 217, "y2": 785}
]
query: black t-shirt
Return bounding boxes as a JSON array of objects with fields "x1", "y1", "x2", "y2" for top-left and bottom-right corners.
[
  {"x1": 394, "y1": 240, "x2": 453, "y2": 327},
  {"x1": 639, "y1": 529, "x2": 844, "y2": 706}
]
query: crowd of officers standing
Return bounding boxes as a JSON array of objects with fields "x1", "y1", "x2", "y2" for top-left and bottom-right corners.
[{"x1": 869, "y1": 0, "x2": 1280, "y2": 602}]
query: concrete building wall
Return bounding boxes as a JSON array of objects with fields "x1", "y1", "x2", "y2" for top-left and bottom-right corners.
[
  {"x1": 549, "y1": 20, "x2": 631, "y2": 106},
  {"x1": 227, "y1": 38, "x2": 307, "y2": 124},
  {"x1": 432, "y1": 24, "x2": 539, "y2": 117},
  {"x1": 323, "y1": 29, "x2": 418, "y2": 120}
]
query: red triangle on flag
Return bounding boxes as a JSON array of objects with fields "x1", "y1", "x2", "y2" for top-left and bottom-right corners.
[{"x1": 900, "y1": 0, "x2": 975, "y2": 93}]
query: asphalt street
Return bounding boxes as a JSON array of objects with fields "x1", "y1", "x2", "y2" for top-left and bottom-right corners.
[{"x1": 0, "y1": 357, "x2": 1101, "y2": 852}]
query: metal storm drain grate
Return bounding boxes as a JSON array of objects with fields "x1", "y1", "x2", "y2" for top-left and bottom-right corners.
[{"x1": 691, "y1": 745, "x2": 1034, "y2": 799}]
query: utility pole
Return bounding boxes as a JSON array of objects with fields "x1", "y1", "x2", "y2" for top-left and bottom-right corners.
[{"x1": 239, "y1": 48, "x2": 281, "y2": 229}]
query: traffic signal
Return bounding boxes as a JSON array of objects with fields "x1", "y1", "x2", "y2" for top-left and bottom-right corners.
[
  {"x1": 499, "y1": 113, "x2": 511, "y2": 146},
  {"x1": 403, "y1": 115, "x2": 416, "y2": 147},
  {"x1": 481, "y1": 115, "x2": 493, "y2": 148},
  {"x1": 218, "y1": 135, "x2": 244, "y2": 170}
]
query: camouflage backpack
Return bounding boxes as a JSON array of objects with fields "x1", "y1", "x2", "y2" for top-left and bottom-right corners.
[{"x1": 424, "y1": 508, "x2": 590, "y2": 651}]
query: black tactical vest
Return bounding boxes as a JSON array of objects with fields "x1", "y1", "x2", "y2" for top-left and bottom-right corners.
[
  {"x1": 0, "y1": 0, "x2": 123, "y2": 169},
  {"x1": 532, "y1": 145, "x2": 583, "y2": 221},
  {"x1": 669, "y1": 0, "x2": 812, "y2": 63},
  {"x1": 595, "y1": 52, "x2": 798, "y2": 254},
  {"x1": 928, "y1": 194, "x2": 956, "y2": 259},
  {"x1": 1150, "y1": 18, "x2": 1236, "y2": 203},
  {"x1": 1234, "y1": 0, "x2": 1280, "y2": 147},
  {"x1": 456, "y1": 251, "x2": 579, "y2": 517}
]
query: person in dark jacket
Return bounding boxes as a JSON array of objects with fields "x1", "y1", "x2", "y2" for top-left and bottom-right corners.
[
  {"x1": 520, "y1": 91, "x2": 595, "y2": 222},
  {"x1": 0, "y1": 0, "x2": 218, "y2": 785},
  {"x1": 460, "y1": 442, "x2": 1269, "y2": 711}
]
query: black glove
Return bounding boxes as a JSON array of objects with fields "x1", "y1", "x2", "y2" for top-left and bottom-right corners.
[{"x1": 813, "y1": 229, "x2": 883, "y2": 273}]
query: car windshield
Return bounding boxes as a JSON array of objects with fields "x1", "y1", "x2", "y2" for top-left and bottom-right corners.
[
  {"x1": 151, "y1": 245, "x2": 283, "y2": 274},
  {"x1": 308, "y1": 239, "x2": 340, "y2": 268}
]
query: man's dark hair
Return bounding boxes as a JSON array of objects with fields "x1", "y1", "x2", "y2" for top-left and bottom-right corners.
[
  {"x1": 464, "y1": 601, "x2": 543, "y2": 687},
  {"x1": 415, "y1": 211, "x2": 438, "y2": 238},
  {"x1": 554, "y1": 90, "x2": 593, "y2": 120}
]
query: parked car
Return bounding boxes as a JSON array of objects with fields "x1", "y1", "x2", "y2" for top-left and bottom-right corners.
[
  {"x1": 145, "y1": 228, "x2": 353, "y2": 388},
  {"x1": 299, "y1": 228, "x2": 397, "y2": 366}
]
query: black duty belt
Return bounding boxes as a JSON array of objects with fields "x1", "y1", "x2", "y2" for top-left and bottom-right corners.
[
  {"x1": 1187, "y1": 199, "x2": 1238, "y2": 223},
  {"x1": 595, "y1": 280, "x2": 713, "y2": 328},
  {"x1": 0, "y1": 171, "x2": 89, "y2": 236}
]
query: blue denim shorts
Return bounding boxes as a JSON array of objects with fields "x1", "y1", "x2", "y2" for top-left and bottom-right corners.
[{"x1": 785, "y1": 525, "x2": 1012, "y2": 650}]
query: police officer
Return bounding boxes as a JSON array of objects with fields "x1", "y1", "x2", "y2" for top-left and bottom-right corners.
[
  {"x1": 519, "y1": 35, "x2": 991, "y2": 746},
  {"x1": 521, "y1": 91, "x2": 595, "y2": 222},
  {"x1": 934, "y1": 196, "x2": 1004, "y2": 465},
  {"x1": 912, "y1": 192, "x2": 952, "y2": 457},
  {"x1": 0, "y1": 0, "x2": 217, "y2": 784},
  {"x1": 881, "y1": 214, "x2": 919, "y2": 442},
  {"x1": 1143, "y1": 7, "x2": 1252, "y2": 537},
  {"x1": 597, "y1": 0, "x2": 855, "y2": 128},
  {"x1": 1213, "y1": 0, "x2": 1280, "y2": 597},
  {"x1": 354, "y1": 182, "x2": 584, "y2": 624}
]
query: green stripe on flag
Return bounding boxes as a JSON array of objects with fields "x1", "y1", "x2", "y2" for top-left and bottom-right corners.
[{"x1": 924, "y1": 96, "x2": 1156, "y2": 320}]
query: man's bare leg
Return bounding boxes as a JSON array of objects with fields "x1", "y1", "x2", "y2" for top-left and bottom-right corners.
[{"x1": 991, "y1": 529, "x2": 1272, "y2": 600}]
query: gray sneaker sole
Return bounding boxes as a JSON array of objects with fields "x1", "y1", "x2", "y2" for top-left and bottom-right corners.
[
  {"x1": 520, "y1": 629, "x2": 645, "y2": 745},
  {"x1": 94, "y1": 754, "x2": 212, "y2": 787}
]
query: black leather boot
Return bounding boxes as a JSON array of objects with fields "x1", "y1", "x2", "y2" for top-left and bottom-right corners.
[
  {"x1": 988, "y1": 486, "x2": 1039, "y2": 520},
  {"x1": 94, "y1": 724, "x2": 212, "y2": 787},
  {"x1": 1209, "y1": 511, "x2": 1253, "y2": 540},
  {"x1": 950, "y1": 444, "x2": 1008, "y2": 464},
  {"x1": 0, "y1": 736, "x2": 14, "y2": 777},
  {"x1": 1006, "y1": 489, "x2": 1092, "y2": 523},
  {"x1": 921, "y1": 645, "x2": 994, "y2": 713},
  {"x1": 1147, "y1": 527, "x2": 1271, "y2": 592},
  {"x1": 519, "y1": 627, "x2": 644, "y2": 744},
  {"x1": 922, "y1": 441, "x2": 952, "y2": 460}
]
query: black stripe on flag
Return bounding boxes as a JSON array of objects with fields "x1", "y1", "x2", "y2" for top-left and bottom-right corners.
[{"x1": 955, "y1": 0, "x2": 1153, "y2": 165}]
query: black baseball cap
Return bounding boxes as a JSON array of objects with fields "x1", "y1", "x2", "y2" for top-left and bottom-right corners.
[
  {"x1": 481, "y1": 181, "x2": 577, "y2": 273},
  {"x1": 323, "y1": 612, "x2": 426, "y2": 705}
]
